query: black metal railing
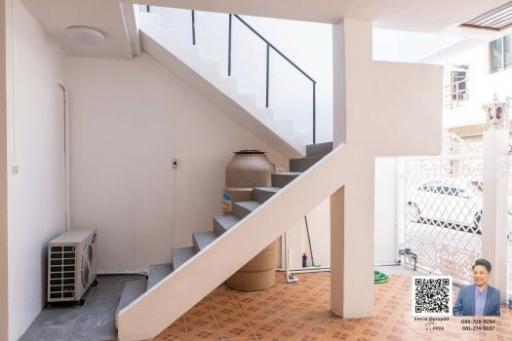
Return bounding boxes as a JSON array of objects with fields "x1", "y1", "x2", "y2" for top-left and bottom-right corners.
[
  {"x1": 227, "y1": 14, "x2": 316, "y2": 144},
  {"x1": 191, "y1": 10, "x2": 196, "y2": 45},
  {"x1": 146, "y1": 6, "x2": 317, "y2": 144}
]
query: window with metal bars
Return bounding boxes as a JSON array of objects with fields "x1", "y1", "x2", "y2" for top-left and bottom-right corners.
[{"x1": 489, "y1": 34, "x2": 512, "y2": 73}]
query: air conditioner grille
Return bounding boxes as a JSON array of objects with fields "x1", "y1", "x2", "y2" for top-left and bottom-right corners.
[{"x1": 49, "y1": 245, "x2": 76, "y2": 300}]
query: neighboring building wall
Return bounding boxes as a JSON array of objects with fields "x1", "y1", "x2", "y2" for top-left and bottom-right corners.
[
  {"x1": 444, "y1": 43, "x2": 512, "y2": 128},
  {"x1": 6, "y1": 0, "x2": 66, "y2": 339},
  {"x1": 64, "y1": 55, "x2": 290, "y2": 274}
]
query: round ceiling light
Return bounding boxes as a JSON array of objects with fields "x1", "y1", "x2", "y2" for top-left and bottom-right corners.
[{"x1": 65, "y1": 26, "x2": 106, "y2": 45}]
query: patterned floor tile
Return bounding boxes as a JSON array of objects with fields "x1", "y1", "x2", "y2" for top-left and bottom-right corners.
[{"x1": 155, "y1": 272, "x2": 512, "y2": 341}]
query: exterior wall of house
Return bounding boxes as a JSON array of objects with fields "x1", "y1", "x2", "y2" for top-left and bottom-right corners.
[
  {"x1": 6, "y1": 0, "x2": 66, "y2": 339},
  {"x1": 444, "y1": 43, "x2": 512, "y2": 128},
  {"x1": 64, "y1": 55, "x2": 290, "y2": 274}
]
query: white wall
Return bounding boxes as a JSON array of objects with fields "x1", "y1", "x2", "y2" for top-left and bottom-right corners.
[
  {"x1": 283, "y1": 199, "x2": 330, "y2": 269},
  {"x1": 443, "y1": 44, "x2": 491, "y2": 127},
  {"x1": 6, "y1": 0, "x2": 66, "y2": 339},
  {"x1": 373, "y1": 28, "x2": 463, "y2": 63},
  {"x1": 0, "y1": 1, "x2": 8, "y2": 339},
  {"x1": 65, "y1": 54, "x2": 289, "y2": 274},
  {"x1": 151, "y1": 7, "x2": 333, "y2": 143},
  {"x1": 374, "y1": 157, "x2": 398, "y2": 265},
  {"x1": 65, "y1": 56, "x2": 175, "y2": 274}
]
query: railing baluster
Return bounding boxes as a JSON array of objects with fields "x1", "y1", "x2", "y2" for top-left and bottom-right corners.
[
  {"x1": 191, "y1": 10, "x2": 196, "y2": 45},
  {"x1": 225, "y1": 13, "x2": 318, "y2": 143},
  {"x1": 266, "y1": 44, "x2": 270, "y2": 108},
  {"x1": 228, "y1": 14, "x2": 232, "y2": 76},
  {"x1": 312, "y1": 82, "x2": 316, "y2": 144}
]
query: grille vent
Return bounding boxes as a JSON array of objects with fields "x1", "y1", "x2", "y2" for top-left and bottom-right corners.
[
  {"x1": 49, "y1": 245, "x2": 76, "y2": 300},
  {"x1": 461, "y1": 1, "x2": 512, "y2": 31}
]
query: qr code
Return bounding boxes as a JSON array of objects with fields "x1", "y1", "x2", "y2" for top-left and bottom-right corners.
[{"x1": 412, "y1": 276, "x2": 452, "y2": 316}]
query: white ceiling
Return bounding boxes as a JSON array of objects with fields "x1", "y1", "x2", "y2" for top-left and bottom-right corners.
[
  {"x1": 21, "y1": 0, "x2": 512, "y2": 59},
  {"x1": 131, "y1": 0, "x2": 512, "y2": 31},
  {"x1": 21, "y1": 0, "x2": 134, "y2": 59}
]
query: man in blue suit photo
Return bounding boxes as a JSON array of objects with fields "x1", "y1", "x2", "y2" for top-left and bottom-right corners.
[{"x1": 453, "y1": 258, "x2": 501, "y2": 316}]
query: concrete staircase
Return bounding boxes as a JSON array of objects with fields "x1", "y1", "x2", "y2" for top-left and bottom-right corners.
[
  {"x1": 136, "y1": 9, "x2": 311, "y2": 156},
  {"x1": 114, "y1": 141, "x2": 332, "y2": 328}
]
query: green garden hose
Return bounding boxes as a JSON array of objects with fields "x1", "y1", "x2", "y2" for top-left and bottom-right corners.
[{"x1": 374, "y1": 270, "x2": 389, "y2": 284}]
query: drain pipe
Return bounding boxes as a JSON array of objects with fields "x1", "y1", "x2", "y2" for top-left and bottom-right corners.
[{"x1": 58, "y1": 83, "x2": 71, "y2": 231}]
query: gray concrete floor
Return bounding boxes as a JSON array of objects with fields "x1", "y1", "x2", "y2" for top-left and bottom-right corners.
[{"x1": 20, "y1": 274, "x2": 145, "y2": 341}]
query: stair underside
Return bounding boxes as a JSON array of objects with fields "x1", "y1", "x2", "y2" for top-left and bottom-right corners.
[
  {"x1": 116, "y1": 142, "x2": 333, "y2": 337},
  {"x1": 139, "y1": 29, "x2": 305, "y2": 157}
]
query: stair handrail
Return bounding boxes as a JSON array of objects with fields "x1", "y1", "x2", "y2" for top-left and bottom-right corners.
[
  {"x1": 228, "y1": 14, "x2": 317, "y2": 145},
  {"x1": 145, "y1": 6, "x2": 317, "y2": 144}
]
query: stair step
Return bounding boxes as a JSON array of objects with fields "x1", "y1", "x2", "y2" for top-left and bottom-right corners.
[
  {"x1": 213, "y1": 215, "x2": 240, "y2": 235},
  {"x1": 289, "y1": 156, "x2": 322, "y2": 172},
  {"x1": 116, "y1": 279, "x2": 147, "y2": 322},
  {"x1": 306, "y1": 142, "x2": 333, "y2": 157},
  {"x1": 193, "y1": 231, "x2": 218, "y2": 252},
  {"x1": 171, "y1": 247, "x2": 196, "y2": 270},
  {"x1": 253, "y1": 187, "x2": 280, "y2": 203},
  {"x1": 271, "y1": 172, "x2": 300, "y2": 188},
  {"x1": 147, "y1": 263, "x2": 173, "y2": 290},
  {"x1": 232, "y1": 201, "x2": 261, "y2": 219}
]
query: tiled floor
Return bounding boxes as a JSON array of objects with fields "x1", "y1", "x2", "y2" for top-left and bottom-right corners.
[{"x1": 156, "y1": 272, "x2": 512, "y2": 341}]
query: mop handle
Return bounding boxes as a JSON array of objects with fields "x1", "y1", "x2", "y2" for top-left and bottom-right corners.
[{"x1": 304, "y1": 216, "x2": 315, "y2": 266}]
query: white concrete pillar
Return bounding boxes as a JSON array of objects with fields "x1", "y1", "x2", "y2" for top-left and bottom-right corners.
[
  {"x1": 331, "y1": 21, "x2": 345, "y2": 147},
  {"x1": 331, "y1": 18, "x2": 374, "y2": 318},
  {"x1": 482, "y1": 128, "x2": 509, "y2": 303}
]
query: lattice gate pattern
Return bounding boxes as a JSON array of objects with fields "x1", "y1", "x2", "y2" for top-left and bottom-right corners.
[{"x1": 403, "y1": 155, "x2": 483, "y2": 284}]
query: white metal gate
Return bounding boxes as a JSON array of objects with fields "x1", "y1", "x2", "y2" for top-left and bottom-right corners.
[{"x1": 402, "y1": 155, "x2": 483, "y2": 284}]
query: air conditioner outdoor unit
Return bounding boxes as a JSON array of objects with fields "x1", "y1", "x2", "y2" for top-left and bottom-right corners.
[{"x1": 47, "y1": 229, "x2": 97, "y2": 303}]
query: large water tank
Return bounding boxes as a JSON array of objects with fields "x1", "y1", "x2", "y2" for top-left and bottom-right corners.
[
  {"x1": 225, "y1": 150, "x2": 274, "y2": 187},
  {"x1": 224, "y1": 150, "x2": 278, "y2": 291}
]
